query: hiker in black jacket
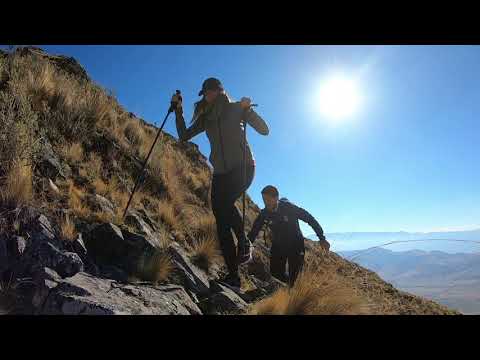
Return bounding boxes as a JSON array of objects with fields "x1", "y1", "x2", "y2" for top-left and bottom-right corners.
[
  {"x1": 172, "y1": 78, "x2": 269, "y2": 289},
  {"x1": 248, "y1": 185, "x2": 330, "y2": 287}
]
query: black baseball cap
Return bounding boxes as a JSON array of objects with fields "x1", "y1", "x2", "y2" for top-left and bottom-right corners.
[
  {"x1": 198, "y1": 77, "x2": 224, "y2": 96},
  {"x1": 261, "y1": 185, "x2": 279, "y2": 198}
]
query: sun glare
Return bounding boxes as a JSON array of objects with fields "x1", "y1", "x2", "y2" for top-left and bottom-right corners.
[{"x1": 317, "y1": 75, "x2": 361, "y2": 121}]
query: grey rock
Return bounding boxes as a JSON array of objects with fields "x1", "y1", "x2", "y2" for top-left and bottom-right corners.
[
  {"x1": 85, "y1": 223, "x2": 158, "y2": 274},
  {"x1": 40, "y1": 273, "x2": 202, "y2": 315},
  {"x1": 11, "y1": 236, "x2": 27, "y2": 259},
  {"x1": 94, "y1": 194, "x2": 115, "y2": 216},
  {"x1": 201, "y1": 283, "x2": 248, "y2": 314},
  {"x1": 30, "y1": 242, "x2": 84, "y2": 278},
  {"x1": 38, "y1": 156, "x2": 63, "y2": 180},
  {"x1": 66, "y1": 233, "x2": 99, "y2": 275},
  {"x1": 32, "y1": 267, "x2": 61, "y2": 309},
  {"x1": 69, "y1": 234, "x2": 87, "y2": 258},
  {"x1": 168, "y1": 242, "x2": 210, "y2": 297},
  {"x1": 98, "y1": 265, "x2": 129, "y2": 283},
  {"x1": 124, "y1": 212, "x2": 154, "y2": 238}
]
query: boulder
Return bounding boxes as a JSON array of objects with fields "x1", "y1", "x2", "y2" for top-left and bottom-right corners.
[
  {"x1": 167, "y1": 242, "x2": 210, "y2": 297},
  {"x1": 124, "y1": 212, "x2": 154, "y2": 238},
  {"x1": 93, "y1": 194, "x2": 115, "y2": 216},
  {"x1": 36, "y1": 140, "x2": 70, "y2": 181},
  {"x1": 40, "y1": 272, "x2": 202, "y2": 315},
  {"x1": 201, "y1": 282, "x2": 247, "y2": 314},
  {"x1": 29, "y1": 242, "x2": 84, "y2": 278},
  {"x1": 84, "y1": 223, "x2": 158, "y2": 274}
]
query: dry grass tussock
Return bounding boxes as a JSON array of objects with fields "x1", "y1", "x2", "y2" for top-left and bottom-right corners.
[
  {"x1": 248, "y1": 266, "x2": 368, "y2": 315},
  {"x1": 67, "y1": 180, "x2": 89, "y2": 218},
  {"x1": 8, "y1": 55, "x2": 115, "y2": 143},
  {"x1": 191, "y1": 235, "x2": 221, "y2": 272},
  {"x1": 59, "y1": 213, "x2": 77, "y2": 242},
  {"x1": 153, "y1": 198, "x2": 179, "y2": 231},
  {"x1": 0, "y1": 160, "x2": 33, "y2": 209},
  {"x1": 137, "y1": 250, "x2": 173, "y2": 284},
  {"x1": 62, "y1": 142, "x2": 84, "y2": 163}
]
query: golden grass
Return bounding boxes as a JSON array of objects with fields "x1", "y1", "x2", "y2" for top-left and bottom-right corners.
[
  {"x1": 11, "y1": 56, "x2": 115, "y2": 142},
  {"x1": 63, "y1": 142, "x2": 84, "y2": 163},
  {"x1": 191, "y1": 235, "x2": 221, "y2": 272},
  {"x1": 67, "y1": 180, "x2": 89, "y2": 218},
  {"x1": 0, "y1": 160, "x2": 33, "y2": 208},
  {"x1": 87, "y1": 153, "x2": 103, "y2": 180},
  {"x1": 138, "y1": 250, "x2": 173, "y2": 284},
  {"x1": 59, "y1": 214, "x2": 77, "y2": 242},
  {"x1": 192, "y1": 212, "x2": 217, "y2": 240},
  {"x1": 92, "y1": 178, "x2": 108, "y2": 196},
  {"x1": 92, "y1": 211, "x2": 114, "y2": 224},
  {"x1": 124, "y1": 120, "x2": 144, "y2": 148},
  {"x1": 248, "y1": 270, "x2": 367, "y2": 315},
  {"x1": 154, "y1": 198, "x2": 179, "y2": 231}
]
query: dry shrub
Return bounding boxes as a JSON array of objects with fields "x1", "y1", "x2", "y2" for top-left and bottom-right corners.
[
  {"x1": 154, "y1": 198, "x2": 179, "y2": 230},
  {"x1": 59, "y1": 214, "x2": 77, "y2": 242},
  {"x1": 124, "y1": 121, "x2": 144, "y2": 148},
  {"x1": 63, "y1": 142, "x2": 84, "y2": 163},
  {"x1": 0, "y1": 91, "x2": 39, "y2": 171},
  {"x1": 87, "y1": 153, "x2": 103, "y2": 180},
  {"x1": 191, "y1": 235, "x2": 221, "y2": 272},
  {"x1": 138, "y1": 250, "x2": 173, "y2": 284},
  {"x1": 67, "y1": 180, "x2": 89, "y2": 218},
  {"x1": 92, "y1": 178, "x2": 108, "y2": 196},
  {"x1": 0, "y1": 160, "x2": 32, "y2": 208},
  {"x1": 8, "y1": 55, "x2": 114, "y2": 142},
  {"x1": 191, "y1": 212, "x2": 217, "y2": 240},
  {"x1": 92, "y1": 211, "x2": 114, "y2": 224},
  {"x1": 249, "y1": 269, "x2": 366, "y2": 315}
]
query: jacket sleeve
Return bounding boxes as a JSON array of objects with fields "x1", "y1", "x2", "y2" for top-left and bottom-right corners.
[
  {"x1": 175, "y1": 109, "x2": 206, "y2": 141},
  {"x1": 291, "y1": 203, "x2": 324, "y2": 239},
  {"x1": 244, "y1": 109, "x2": 269, "y2": 135},
  {"x1": 247, "y1": 210, "x2": 267, "y2": 243}
]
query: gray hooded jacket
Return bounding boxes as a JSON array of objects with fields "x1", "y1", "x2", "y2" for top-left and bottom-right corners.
[{"x1": 175, "y1": 96, "x2": 269, "y2": 174}]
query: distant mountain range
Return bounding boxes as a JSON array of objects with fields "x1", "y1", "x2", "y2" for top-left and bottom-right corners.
[
  {"x1": 307, "y1": 229, "x2": 480, "y2": 253},
  {"x1": 338, "y1": 248, "x2": 480, "y2": 314}
]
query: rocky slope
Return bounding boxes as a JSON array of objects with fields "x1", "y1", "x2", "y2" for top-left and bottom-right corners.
[{"x1": 0, "y1": 47, "x2": 459, "y2": 315}]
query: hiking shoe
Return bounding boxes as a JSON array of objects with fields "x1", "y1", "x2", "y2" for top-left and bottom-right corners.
[{"x1": 238, "y1": 241, "x2": 253, "y2": 265}]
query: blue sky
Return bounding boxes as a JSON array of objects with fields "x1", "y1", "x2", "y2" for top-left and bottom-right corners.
[{"x1": 16, "y1": 45, "x2": 480, "y2": 234}]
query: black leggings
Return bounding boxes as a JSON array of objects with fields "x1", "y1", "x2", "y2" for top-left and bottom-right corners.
[
  {"x1": 211, "y1": 164, "x2": 255, "y2": 275},
  {"x1": 270, "y1": 249, "x2": 305, "y2": 287}
]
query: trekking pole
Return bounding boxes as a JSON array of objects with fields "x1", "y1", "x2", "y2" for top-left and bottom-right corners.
[
  {"x1": 122, "y1": 97, "x2": 178, "y2": 220},
  {"x1": 241, "y1": 103, "x2": 258, "y2": 257}
]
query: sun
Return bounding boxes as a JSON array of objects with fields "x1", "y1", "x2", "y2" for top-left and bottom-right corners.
[{"x1": 317, "y1": 75, "x2": 361, "y2": 121}]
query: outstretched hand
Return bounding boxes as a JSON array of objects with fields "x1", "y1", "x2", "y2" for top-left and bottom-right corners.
[
  {"x1": 171, "y1": 93, "x2": 182, "y2": 112},
  {"x1": 240, "y1": 97, "x2": 252, "y2": 109}
]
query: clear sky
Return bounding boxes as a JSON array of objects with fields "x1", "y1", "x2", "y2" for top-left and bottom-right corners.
[{"x1": 21, "y1": 45, "x2": 480, "y2": 234}]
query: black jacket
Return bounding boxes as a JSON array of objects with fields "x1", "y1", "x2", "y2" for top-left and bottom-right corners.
[{"x1": 247, "y1": 199, "x2": 324, "y2": 254}]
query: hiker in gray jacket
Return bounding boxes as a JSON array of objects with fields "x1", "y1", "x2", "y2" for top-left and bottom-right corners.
[{"x1": 172, "y1": 78, "x2": 269, "y2": 289}]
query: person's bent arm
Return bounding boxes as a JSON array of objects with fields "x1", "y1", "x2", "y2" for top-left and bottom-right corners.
[
  {"x1": 244, "y1": 109, "x2": 269, "y2": 136},
  {"x1": 292, "y1": 204, "x2": 324, "y2": 240},
  {"x1": 248, "y1": 211, "x2": 267, "y2": 243},
  {"x1": 175, "y1": 107, "x2": 205, "y2": 142}
]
